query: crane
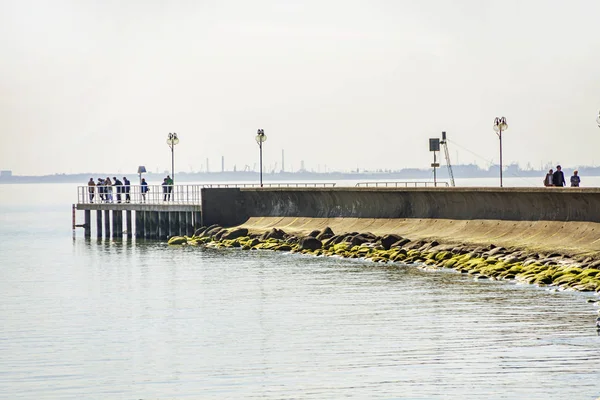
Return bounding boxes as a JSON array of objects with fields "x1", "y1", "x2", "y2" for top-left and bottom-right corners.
[{"x1": 440, "y1": 131, "x2": 455, "y2": 187}]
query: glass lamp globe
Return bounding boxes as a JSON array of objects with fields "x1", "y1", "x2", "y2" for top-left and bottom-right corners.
[
  {"x1": 596, "y1": 114, "x2": 600, "y2": 126},
  {"x1": 493, "y1": 124, "x2": 500, "y2": 133},
  {"x1": 255, "y1": 134, "x2": 267, "y2": 144}
]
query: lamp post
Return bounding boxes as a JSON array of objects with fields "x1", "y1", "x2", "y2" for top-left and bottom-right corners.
[
  {"x1": 166, "y1": 132, "x2": 179, "y2": 183},
  {"x1": 255, "y1": 129, "x2": 267, "y2": 187},
  {"x1": 493, "y1": 117, "x2": 508, "y2": 187}
]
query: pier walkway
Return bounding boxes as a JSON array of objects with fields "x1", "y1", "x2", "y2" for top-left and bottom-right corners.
[{"x1": 74, "y1": 182, "x2": 337, "y2": 239}]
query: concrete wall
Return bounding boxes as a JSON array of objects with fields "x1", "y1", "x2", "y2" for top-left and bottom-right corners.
[{"x1": 201, "y1": 187, "x2": 600, "y2": 226}]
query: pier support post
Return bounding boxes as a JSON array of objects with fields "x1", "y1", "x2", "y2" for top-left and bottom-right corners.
[
  {"x1": 135, "y1": 211, "x2": 144, "y2": 239},
  {"x1": 112, "y1": 210, "x2": 120, "y2": 239},
  {"x1": 186, "y1": 212, "x2": 194, "y2": 236},
  {"x1": 148, "y1": 211, "x2": 158, "y2": 239},
  {"x1": 170, "y1": 212, "x2": 179, "y2": 238},
  {"x1": 96, "y1": 210, "x2": 102, "y2": 238},
  {"x1": 159, "y1": 212, "x2": 169, "y2": 240},
  {"x1": 126, "y1": 210, "x2": 132, "y2": 238},
  {"x1": 194, "y1": 211, "x2": 202, "y2": 231},
  {"x1": 84, "y1": 210, "x2": 91, "y2": 238},
  {"x1": 104, "y1": 209, "x2": 110, "y2": 238}
]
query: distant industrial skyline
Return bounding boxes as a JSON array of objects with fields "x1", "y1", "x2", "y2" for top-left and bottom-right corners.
[{"x1": 2, "y1": 0, "x2": 600, "y2": 175}]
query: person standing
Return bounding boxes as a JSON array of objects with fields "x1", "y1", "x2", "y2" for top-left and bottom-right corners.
[
  {"x1": 570, "y1": 170, "x2": 581, "y2": 187},
  {"x1": 162, "y1": 178, "x2": 169, "y2": 201},
  {"x1": 552, "y1": 165, "x2": 565, "y2": 187},
  {"x1": 123, "y1": 177, "x2": 131, "y2": 203},
  {"x1": 87, "y1": 178, "x2": 96, "y2": 203},
  {"x1": 105, "y1": 177, "x2": 113, "y2": 203},
  {"x1": 544, "y1": 169, "x2": 554, "y2": 187},
  {"x1": 141, "y1": 178, "x2": 149, "y2": 203},
  {"x1": 166, "y1": 175, "x2": 174, "y2": 200},
  {"x1": 97, "y1": 178, "x2": 105, "y2": 202},
  {"x1": 113, "y1": 177, "x2": 123, "y2": 203}
]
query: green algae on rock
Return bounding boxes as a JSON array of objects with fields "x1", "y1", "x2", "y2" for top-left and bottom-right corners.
[{"x1": 166, "y1": 226, "x2": 600, "y2": 293}]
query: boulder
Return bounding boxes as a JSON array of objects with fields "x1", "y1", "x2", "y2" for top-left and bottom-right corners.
[
  {"x1": 380, "y1": 234, "x2": 403, "y2": 250},
  {"x1": 214, "y1": 228, "x2": 227, "y2": 240},
  {"x1": 307, "y1": 229, "x2": 321, "y2": 238},
  {"x1": 391, "y1": 238, "x2": 411, "y2": 248},
  {"x1": 167, "y1": 236, "x2": 187, "y2": 245},
  {"x1": 350, "y1": 234, "x2": 372, "y2": 247},
  {"x1": 203, "y1": 225, "x2": 223, "y2": 237},
  {"x1": 221, "y1": 228, "x2": 249, "y2": 240},
  {"x1": 261, "y1": 228, "x2": 286, "y2": 241},
  {"x1": 316, "y1": 227, "x2": 335, "y2": 241},
  {"x1": 298, "y1": 236, "x2": 322, "y2": 251}
]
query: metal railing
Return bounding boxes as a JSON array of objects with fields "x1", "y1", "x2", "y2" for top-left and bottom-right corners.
[
  {"x1": 77, "y1": 182, "x2": 338, "y2": 204},
  {"x1": 77, "y1": 185, "x2": 202, "y2": 205},
  {"x1": 200, "y1": 182, "x2": 337, "y2": 188},
  {"x1": 355, "y1": 181, "x2": 450, "y2": 188}
]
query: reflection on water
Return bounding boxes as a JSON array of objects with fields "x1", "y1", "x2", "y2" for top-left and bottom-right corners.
[
  {"x1": 1, "y1": 236, "x2": 599, "y2": 399},
  {"x1": 1, "y1": 183, "x2": 600, "y2": 399}
]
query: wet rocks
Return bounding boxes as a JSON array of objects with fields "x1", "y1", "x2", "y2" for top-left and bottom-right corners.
[{"x1": 167, "y1": 225, "x2": 600, "y2": 294}]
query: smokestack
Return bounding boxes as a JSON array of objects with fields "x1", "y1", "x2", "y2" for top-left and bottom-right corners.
[
  {"x1": 281, "y1": 149, "x2": 285, "y2": 172},
  {"x1": 221, "y1": 156, "x2": 224, "y2": 172},
  {"x1": 206, "y1": 158, "x2": 209, "y2": 173}
]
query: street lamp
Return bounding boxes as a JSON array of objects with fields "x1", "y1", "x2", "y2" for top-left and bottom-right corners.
[
  {"x1": 493, "y1": 117, "x2": 508, "y2": 187},
  {"x1": 255, "y1": 129, "x2": 267, "y2": 187},
  {"x1": 166, "y1": 132, "x2": 179, "y2": 183}
]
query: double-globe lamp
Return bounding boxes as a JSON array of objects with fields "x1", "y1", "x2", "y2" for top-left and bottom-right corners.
[
  {"x1": 493, "y1": 117, "x2": 508, "y2": 188},
  {"x1": 255, "y1": 129, "x2": 267, "y2": 187},
  {"x1": 167, "y1": 132, "x2": 179, "y2": 184}
]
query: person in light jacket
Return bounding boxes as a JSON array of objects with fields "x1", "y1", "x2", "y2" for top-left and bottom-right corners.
[{"x1": 570, "y1": 170, "x2": 581, "y2": 187}]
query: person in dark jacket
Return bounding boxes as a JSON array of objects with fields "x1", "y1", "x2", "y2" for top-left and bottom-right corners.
[
  {"x1": 141, "y1": 178, "x2": 149, "y2": 203},
  {"x1": 113, "y1": 177, "x2": 123, "y2": 203},
  {"x1": 552, "y1": 165, "x2": 565, "y2": 187},
  {"x1": 123, "y1": 177, "x2": 131, "y2": 203}
]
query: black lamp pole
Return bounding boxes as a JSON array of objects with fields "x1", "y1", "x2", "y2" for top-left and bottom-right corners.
[
  {"x1": 255, "y1": 129, "x2": 267, "y2": 187},
  {"x1": 493, "y1": 117, "x2": 508, "y2": 188}
]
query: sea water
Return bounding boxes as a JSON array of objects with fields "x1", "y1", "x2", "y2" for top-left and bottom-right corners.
[{"x1": 1, "y1": 182, "x2": 599, "y2": 399}]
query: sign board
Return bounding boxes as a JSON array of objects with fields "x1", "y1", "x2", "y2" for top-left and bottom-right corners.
[
  {"x1": 431, "y1": 163, "x2": 440, "y2": 168},
  {"x1": 429, "y1": 138, "x2": 440, "y2": 152}
]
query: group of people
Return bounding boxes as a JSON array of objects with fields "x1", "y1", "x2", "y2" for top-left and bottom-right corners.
[
  {"x1": 544, "y1": 165, "x2": 581, "y2": 187},
  {"x1": 86, "y1": 175, "x2": 173, "y2": 203},
  {"x1": 87, "y1": 176, "x2": 131, "y2": 203}
]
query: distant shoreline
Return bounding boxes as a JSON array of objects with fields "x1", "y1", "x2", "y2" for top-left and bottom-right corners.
[{"x1": 1, "y1": 165, "x2": 599, "y2": 184}]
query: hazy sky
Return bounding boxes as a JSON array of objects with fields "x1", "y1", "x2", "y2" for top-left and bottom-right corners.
[{"x1": 1, "y1": 0, "x2": 599, "y2": 175}]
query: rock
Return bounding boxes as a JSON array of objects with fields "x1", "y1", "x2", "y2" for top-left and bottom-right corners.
[
  {"x1": 350, "y1": 234, "x2": 372, "y2": 247},
  {"x1": 214, "y1": 228, "x2": 227, "y2": 240},
  {"x1": 203, "y1": 225, "x2": 223, "y2": 237},
  {"x1": 221, "y1": 228, "x2": 249, "y2": 240},
  {"x1": 168, "y1": 236, "x2": 187, "y2": 245},
  {"x1": 261, "y1": 228, "x2": 286, "y2": 241},
  {"x1": 391, "y1": 238, "x2": 411, "y2": 248},
  {"x1": 316, "y1": 227, "x2": 335, "y2": 241},
  {"x1": 380, "y1": 234, "x2": 403, "y2": 250},
  {"x1": 298, "y1": 236, "x2": 322, "y2": 251},
  {"x1": 307, "y1": 229, "x2": 321, "y2": 238},
  {"x1": 193, "y1": 225, "x2": 207, "y2": 237}
]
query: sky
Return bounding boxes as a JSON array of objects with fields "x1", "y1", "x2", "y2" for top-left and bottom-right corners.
[{"x1": 1, "y1": 0, "x2": 600, "y2": 175}]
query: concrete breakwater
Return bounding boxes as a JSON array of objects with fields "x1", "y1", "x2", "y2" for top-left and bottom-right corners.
[
  {"x1": 200, "y1": 187, "x2": 600, "y2": 255},
  {"x1": 172, "y1": 186, "x2": 600, "y2": 294}
]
